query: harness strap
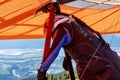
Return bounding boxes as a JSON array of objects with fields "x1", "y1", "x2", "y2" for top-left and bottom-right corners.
[
  {"x1": 78, "y1": 42, "x2": 109, "y2": 61},
  {"x1": 79, "y1": 40, "x2": 104, "y2": 80}
]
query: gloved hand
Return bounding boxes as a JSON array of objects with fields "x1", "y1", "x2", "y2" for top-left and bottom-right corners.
[
  {"x1": 62, "y1": 57, "x2": 69, "y2": 71},
  {"x1": 37, "y1": 69, "x2": 47, "y2": 80}
]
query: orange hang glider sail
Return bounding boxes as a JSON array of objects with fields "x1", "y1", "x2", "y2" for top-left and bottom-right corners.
[{"x1": 0, "y1": 0, "x2": 120, "y2": 40}]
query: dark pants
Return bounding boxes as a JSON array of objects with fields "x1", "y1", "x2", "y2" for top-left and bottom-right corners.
[{"x1": 76, "y1": 46, "x2": 120, "y2": 80}]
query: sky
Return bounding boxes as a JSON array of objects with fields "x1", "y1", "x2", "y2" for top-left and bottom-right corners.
[
  {"x1": 0, "y1": 0, "x2": 120, "y2": 49},
  {"x1": 0, "y1": 39, "x2": 45, "y2": 49},
  {"x1": 0, "y1": 34, "x2": 120, "y2": 50}
]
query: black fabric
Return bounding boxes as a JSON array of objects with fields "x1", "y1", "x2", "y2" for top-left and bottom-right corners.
[
  {"x1": 76, "y1": 45, "x2": 120, "y2": 80},
  {"x1": 60, "y1": 14, "x2": 120, "y2": 80}
]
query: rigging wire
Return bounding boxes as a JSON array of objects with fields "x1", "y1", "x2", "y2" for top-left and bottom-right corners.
[
  {"x1": 109, "y1": 9, "x2": 120, "y2": 45},
  {"x1": 79, "y1": 8, "x2": 120, "y2": 80},
  {"x1": 79, "y1": 1, "x2": 120, "y2": 79},
  {"x1": 79, "y1": 40, "x2": 103, "y2": 80}
]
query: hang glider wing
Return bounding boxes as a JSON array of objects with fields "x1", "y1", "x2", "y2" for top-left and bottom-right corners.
[{"x1": 0, "y1": 0, "x2": 120, "y2": 40}]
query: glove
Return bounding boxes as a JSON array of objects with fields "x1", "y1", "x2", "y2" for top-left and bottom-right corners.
[
  {"x1": 37, "y1": 68, "x2": 47, "y2": 80},
  {"x1": 62, "y1": 57, "x2": 69, "y2": 71}
]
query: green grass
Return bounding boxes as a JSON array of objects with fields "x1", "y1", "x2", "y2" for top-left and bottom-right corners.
[{"x1": 23, "y1": 71, "x2": 78, "y2": 80}]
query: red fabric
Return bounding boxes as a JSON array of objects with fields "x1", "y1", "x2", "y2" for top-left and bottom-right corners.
[{"x1": 42, "y1": 3, "x2": 55, "y2": 62}]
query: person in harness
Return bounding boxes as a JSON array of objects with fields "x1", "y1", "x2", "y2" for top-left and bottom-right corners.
[{"x1": 36, "y1": 3, "x2": 120, "y2": 80}]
